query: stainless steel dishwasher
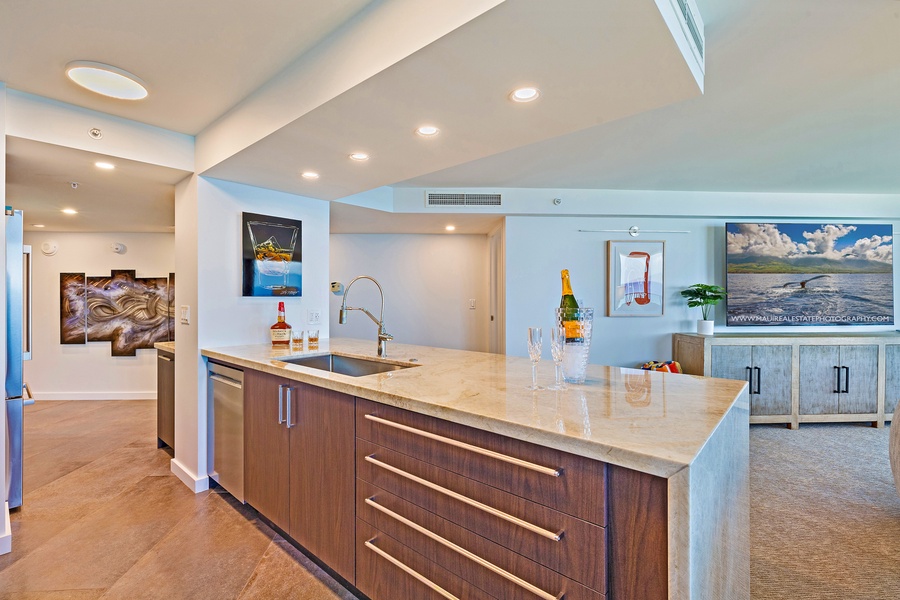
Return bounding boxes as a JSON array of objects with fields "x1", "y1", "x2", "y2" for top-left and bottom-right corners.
[{"x1": 208, "y1": 362, "x2": 245, "y2": 502}]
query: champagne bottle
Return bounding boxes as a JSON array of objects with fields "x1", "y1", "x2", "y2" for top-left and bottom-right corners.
[
  {"x1": 560, "y1": 270, "x2": 582, "y2": 342},
  {"x1": 270, "y1": 301, "x2": 292, "y2": 347}
]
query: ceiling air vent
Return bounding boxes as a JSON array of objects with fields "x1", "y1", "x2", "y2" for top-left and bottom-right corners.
[
  {"x1": 426, "y1": 192, "x2": 502, "y2": 207},
  {"x1": 676, "y1": 0, "x2": 704, "y2": 59}
]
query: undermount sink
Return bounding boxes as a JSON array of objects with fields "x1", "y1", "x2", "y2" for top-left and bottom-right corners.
[{"x1": 277, "y1": 354, "x2": 417, "y2": 377}]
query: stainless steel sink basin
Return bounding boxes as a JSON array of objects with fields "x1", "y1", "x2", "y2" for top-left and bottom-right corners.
[{"x1": 277, "y1": 354, "x2": 417, "y2": 377}]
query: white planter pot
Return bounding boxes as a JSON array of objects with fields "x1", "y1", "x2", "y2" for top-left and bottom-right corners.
[{"x1": 697, "y1": 319, "x2": 715, "y2": 335}]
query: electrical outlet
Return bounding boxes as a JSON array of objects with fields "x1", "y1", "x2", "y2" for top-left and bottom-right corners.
[
  {"x1": 309, "y1": 310, "x2": 321, "y2": 325},
  {"x1": 180, "y1": 305, "x2": 190, "y2": 325}
]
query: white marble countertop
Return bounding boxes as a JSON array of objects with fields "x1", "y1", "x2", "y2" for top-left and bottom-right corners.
[
  {"x1": 201, "y1": 338, "x2": 748, "y2": 478},
  {"x1": 154, "y1": 341, "x2": 176, "y2": 353}
]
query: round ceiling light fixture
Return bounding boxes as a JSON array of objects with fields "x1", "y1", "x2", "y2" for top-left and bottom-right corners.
[
  {"x1": 349, "y1": 152, "x2": 370, "y2": 162},
  {"x1": 445, "y1": 225, "x2": 456, "y2": 232},
  {"x1": 416, "y1": 125, "x2": 440, "y2": 137},
  {"x1": 509, "y1": 87, "x2": 541, "y2": 103},
  {"x1": 61, "y1": 208, "x2": 78, "y2": 215},
  {"x1": 33, "y1": 224, "x2": 45, "y2": 228},
  {"x1": 301, "y1": 171, "x2": 320, "y2": 180},
  {"x1": 95, "y1": 161, "x2": 115, "y2": 170},
  {"x1": 65, "y1": 61, "x2": 148, "y2": 100}
]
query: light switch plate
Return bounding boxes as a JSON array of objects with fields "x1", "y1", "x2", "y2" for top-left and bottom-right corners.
[
  {"x1": 468, "y1": 299, "x2": 476, "y2": 310},
  {"x1": 180, "y1": 305, "x2": 190, "y2": 325}
]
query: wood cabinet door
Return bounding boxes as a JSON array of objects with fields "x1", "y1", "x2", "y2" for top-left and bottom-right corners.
[
  {"x1": 243, "y1": 369, "x2": 291, "y2": 530},
  {"x1": 886, "y1": 345, "x2": 900, "y2": 416},
  {"x1": 157, "y1": 352, "x2": 175, "y2": 449},
  {"x1": 710, "y1": 345, "x2": 752, "y2": 383},
  {"x1": 751, "y1": 345, "x2": 792, "y2": 416},
  {"x1": 288, "y1": 384, "x2": 356, "y2": 583},
  {"x1": 799, "y1": 345, "x2": 841, "y2": 415},
  {"x1": 838, "y1": 345, "x2": 878, "y2": 414}
]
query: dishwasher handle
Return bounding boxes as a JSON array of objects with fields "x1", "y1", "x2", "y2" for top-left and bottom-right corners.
[{"x1": 209, "y1": 374, "x2": 242, "y2": 389}]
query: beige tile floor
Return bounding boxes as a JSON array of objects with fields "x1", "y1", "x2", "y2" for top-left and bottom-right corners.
[{"x1": 0, "y1": 400, "x2": 361, "y2": 600}]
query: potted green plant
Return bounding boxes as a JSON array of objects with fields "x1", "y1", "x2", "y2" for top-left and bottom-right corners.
[{"x1": 680, "y1": 284, "x2": 727, "y2": 335}]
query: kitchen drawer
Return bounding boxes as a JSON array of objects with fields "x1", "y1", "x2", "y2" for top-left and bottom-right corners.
[
  {"x1": 358, "y1": 520, "x2": 499, "y2": 600},
  {"x1": 357, "y1": 484, "x2": 605, "y2": 600},
  {"x1": 356, "y1": 399, "x2": 606, "y2": 525},
  {"x1": 358, "y1": 445, "x2": 607, "y2": 593}
]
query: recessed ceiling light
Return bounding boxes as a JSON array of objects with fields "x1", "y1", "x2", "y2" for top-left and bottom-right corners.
[
  {"x1": 33, "y1": 224, "x2": 45, "y2": 228},
  {"x1": 65, "y1": 61, "x2": 148, "y2": 100},
  {"x1": 445, "y1": 225, "x2": 456, "y2": 232},
  {"x1": 301, "y1": 171, "x2": 319, "y2": 180},
  {"x1": 416, "y1": 125, "x2": 440, "y2": 137},
  {"x1": 95, "y1": 161, "x2": 115, "y2": 170},
  {"x1": 61, "y1": 208, "x2": 78, "y2": 215},
  {"x1": 349, "y1": 153, "x2": 369, "y2": 161},
  {"x1": 510, "y1": 87, "x2": 541, "y2": 103}
]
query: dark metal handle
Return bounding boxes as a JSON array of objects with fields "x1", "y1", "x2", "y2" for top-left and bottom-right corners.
[
  {"x1": 833, "y1": 366, "x2": 841, "y2": 393},
  {"x1": 753, "y1": 366, "x2": 761, "y2": 395},
  {"x1": 745, "y1": 366, "x2": 754, "y2": 395},
  {"x1": 842, "y1": 366, "x2": 850, "y2": 394}
]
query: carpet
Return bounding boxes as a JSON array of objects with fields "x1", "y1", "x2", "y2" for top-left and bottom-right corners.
[{"x1": 751, "y1": 423, "x2": 900, "y2": 599}]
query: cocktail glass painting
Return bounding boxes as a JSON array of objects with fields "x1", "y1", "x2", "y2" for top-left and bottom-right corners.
[
  {"x1": 725, "y1": 223, "x2": 893, "y2": 326},
  {"x1": 607, "y1": 241, "x2": 664, "y2": 316},
  {"x1": 242, "y1": 212, "x2": 302, "y2": 297}
]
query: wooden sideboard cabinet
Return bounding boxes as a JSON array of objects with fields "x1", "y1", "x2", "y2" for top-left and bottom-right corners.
[
  {"x1": 674, "y1": 333, "x2": 900, "y2": 428},
  {"x1": 243, "y1": 369, "x2": 356, "y2": 583},
  {"x1": 156, "y1": 349, "x2": 175, "y2": 449}
]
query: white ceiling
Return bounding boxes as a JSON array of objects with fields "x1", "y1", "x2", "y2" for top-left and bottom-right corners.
[{"x1": 3, "y1": 0, "x2": 899, "y2": 234}]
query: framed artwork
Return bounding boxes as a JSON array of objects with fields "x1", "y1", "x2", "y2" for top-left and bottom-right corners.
[
  {"x1": 242, "y1": 212, "x2": 302, "y2": 297},
  {"x1": 607, "y1": 240, "x2": 665, "y2": 317},
  {"x1": 725, "y1": 223, "x2": 893, "y2": 326},
  {"x1": 60, "y1": 270, "x2": 175, "y2": 356}
]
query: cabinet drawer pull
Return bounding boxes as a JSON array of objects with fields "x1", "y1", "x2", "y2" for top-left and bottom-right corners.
[
  {"x1": 364, "y1": 539, "x2": 460, "y2": 600},
  {"x1": 158, "y1": 355, "x2": 173, "y2": 362},
  {"x1": 209, "y1": 374, "x2": 240, "y2": 389},
  {"x1": 278, "y1": 384, "x2": 285, "y2": 424},
  {"x1": 366, "y1": 498, "x2": 561, "y2": 600},
  {"x1": 365, "y1": 455, "x2": 563, "y2": 542},
  {"x1": 285, "y1": 386, "x2": 294, "y2": 428},
  {"x1": 364, "y1": 414, "x2": 562, "y2": 477}
]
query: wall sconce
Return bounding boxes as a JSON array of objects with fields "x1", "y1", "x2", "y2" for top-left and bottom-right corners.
[
  {"x1": 110, "y1": 242, "x2": 127, "y2": 254},
  {"x1": 330, "y1": 281, "x2": 345, "y2": 296},
  {"x1": 40, "y1": 241, "x2": 59, "y2": 256}
]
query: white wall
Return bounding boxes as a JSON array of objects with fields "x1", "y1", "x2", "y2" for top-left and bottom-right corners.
[
  {"x1": 504, "y1": 214, "x2": 900, "y2": 368},
  {"x1": 330, "y1": 234, "x2": 489, "y2": 352},
  {"x1": 171, "y1": 176, "x2": 330, "y2": 492},
  {"x1": 22, "y1": 232, "x2": 174, "y2": 400}
]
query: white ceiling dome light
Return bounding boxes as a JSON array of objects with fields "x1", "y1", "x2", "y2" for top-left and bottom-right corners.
[
  {"x1": 509, "y1": 87, "x2": 541, "y2": 103},
  {"x1": 65, "y1": 61, "x2": 149, "y2": 100}
]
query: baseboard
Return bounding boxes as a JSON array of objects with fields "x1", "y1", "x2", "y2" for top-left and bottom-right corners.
[
  {"x1": 170, "y1": 458, "x2": 210, "y2": 493},
  {"x1": 0, "y1": 502, "x2": 11, "y2": 555},
  {"x1": 31, "y1": 392, "x2": 156, "y2": 401}
]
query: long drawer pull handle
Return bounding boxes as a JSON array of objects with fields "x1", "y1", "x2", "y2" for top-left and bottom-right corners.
[
  {"x1": 364, "y1": 414, "x2": 562, "y2": 477},
  {"x1": 209, "y1": 374, "x2": 241, "y2": 389},
  {"x1": 366, "y1": 498, "x2": 560, "y2": 600},
  {"x1": 158, "y1": 355, "x2": 173, "y2": 362},
  {"x1": 365, "y1": 455, "x2": 562, "y2": 542},
  {"x1": 364, "y1": 539, "x2": 460, "y2": 600}
]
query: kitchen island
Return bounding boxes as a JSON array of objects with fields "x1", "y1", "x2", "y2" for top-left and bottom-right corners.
[{"x1": 202, "y1": 338, "x2": 749, "y2": 600}]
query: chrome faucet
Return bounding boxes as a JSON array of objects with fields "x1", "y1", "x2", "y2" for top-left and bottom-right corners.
[{"x1": 338, "y1": 275, "x2": 393, "y2": 357}]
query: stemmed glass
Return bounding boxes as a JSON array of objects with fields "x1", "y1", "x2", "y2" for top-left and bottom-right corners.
[
  {"x1": 526, "y1": 327, "x2": 543, "y2": 390},
  {"x1": 548, "y1": 326, "x2": 567, "y2": 390}
]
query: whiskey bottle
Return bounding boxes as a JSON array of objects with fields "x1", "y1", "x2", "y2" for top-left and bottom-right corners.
[{"x1": 270, "y1": 301, "x2": 292, "y2": 347}]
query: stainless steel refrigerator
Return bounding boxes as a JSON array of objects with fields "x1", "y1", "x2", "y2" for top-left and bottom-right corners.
[{"x1": 5, "y1": 208, "x2": 32, "y2": 509}]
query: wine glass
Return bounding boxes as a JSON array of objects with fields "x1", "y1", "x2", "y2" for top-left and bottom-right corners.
[
  {"x1": 548, "y1": 326, "x2": 567, "y2": 390},
  {"x1": 526, "y1": 327, "x2": 543, "y2": 390}
]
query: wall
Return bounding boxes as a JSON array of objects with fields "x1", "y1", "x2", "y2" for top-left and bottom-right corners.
[
  {"x1": 171, "y1": 176, "x2": 330, "y2": 492},
  {"x1": 330, "y1": 234, "x2": 489, "y2": 352},
  {"x1": 22, "y1": 232, "x2": 174, "y2": 400},
  {"x1": 504, "y1": 214, "x2": 900, "y2": 369}
]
